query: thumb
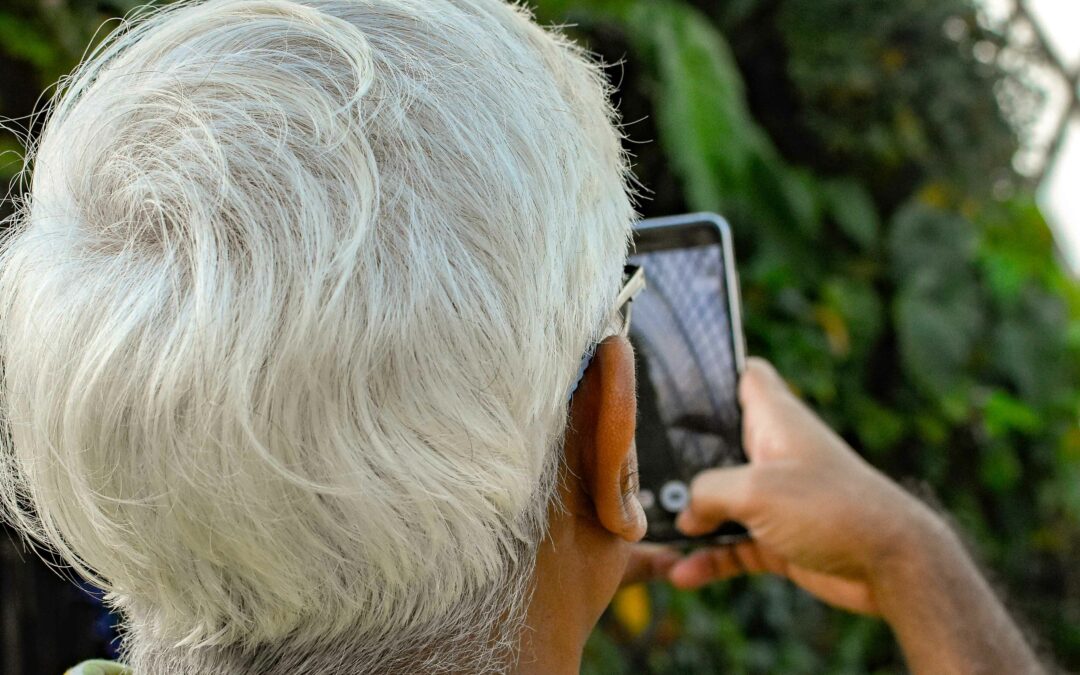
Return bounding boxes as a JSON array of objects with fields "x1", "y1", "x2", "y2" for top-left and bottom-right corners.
[{"x1": 676, "y1": 464, "x2": 755, "y2": 536}]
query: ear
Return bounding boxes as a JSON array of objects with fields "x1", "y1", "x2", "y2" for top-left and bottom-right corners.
[{"x1": 567, "y1": 335, "x2": 646, "y2": 542}]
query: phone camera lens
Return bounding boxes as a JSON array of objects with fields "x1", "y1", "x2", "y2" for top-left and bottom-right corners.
[{"x1": 659, "y1": 480, "x2": 689, "y2": 513}]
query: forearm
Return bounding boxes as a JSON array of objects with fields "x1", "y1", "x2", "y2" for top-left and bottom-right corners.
[{"x1": 873, "y1": 513, "x2": 1042, "y2": 675}]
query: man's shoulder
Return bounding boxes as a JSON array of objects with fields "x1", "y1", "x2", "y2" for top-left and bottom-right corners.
[{"x1": 66, "y1": 659, "x2": 132, "y2": 675}]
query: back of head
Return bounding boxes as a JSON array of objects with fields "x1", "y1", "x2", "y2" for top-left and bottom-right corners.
[{"x1": 0, "y1": 0, "x2": 634, "y2": 671}]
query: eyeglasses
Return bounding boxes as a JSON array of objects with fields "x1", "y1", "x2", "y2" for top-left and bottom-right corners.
[{"x1": 567, "y1": 264, "x2": 646, "y2": 400}]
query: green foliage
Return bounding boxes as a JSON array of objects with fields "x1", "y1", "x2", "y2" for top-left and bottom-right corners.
[
  {"x1": 889, "y1": 202, "x2": 983, "y2": 399},
  {"x1": 531, "y1": 0, "x2": 1080, "y2": 671},
  {"x1": 772, "y1": 0, "x2": 1018, "y2": 198},
  {"x1": 0, "y1": 0, "x2": 141, "y2": 185},
  {"x1": 1, "y1": 0, "x2": 1077, "y2": 670}
]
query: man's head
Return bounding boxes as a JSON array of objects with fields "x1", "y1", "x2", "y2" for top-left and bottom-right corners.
[{"x1": 0, "y1": 0, "x2": 636, "y2": 671}]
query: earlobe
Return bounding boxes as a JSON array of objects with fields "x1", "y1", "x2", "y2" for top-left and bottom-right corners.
[{"x1": 578, "y1": 336, "x2": 646, "y2": 542}]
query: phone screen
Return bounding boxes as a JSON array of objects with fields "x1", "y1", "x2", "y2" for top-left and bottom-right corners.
[{"x1": 629, "y1": 217, "x2": 747, "y2": 542}]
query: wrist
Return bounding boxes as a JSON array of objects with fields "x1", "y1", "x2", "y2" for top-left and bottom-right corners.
[
  {"x1": 855, "y1": 469, "x2": 955, "y2": 574},
  {"x1": 857, "y1": 492, "x2": 1042, "y2": 673},
  {"x1": 866, "y1": 499, "x2": 964, "y2": 615}
]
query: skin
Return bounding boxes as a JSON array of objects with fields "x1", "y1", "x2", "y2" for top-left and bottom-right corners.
[{"x1": 518, "y1": 337, "x2": 1043, "y2": 675}]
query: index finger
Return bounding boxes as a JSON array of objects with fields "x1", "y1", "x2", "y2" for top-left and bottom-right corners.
[
  {"x1": 675, "y1": 464, "x2": 755, "y2": 537},
  {"x1": 620, "y1": 543, "x2": 681, "y2": 587},
  {"x1": 738, "y1": 357, "x2": 829, "y2": 462},
  {"x1": 738, "y1": 358, "x2": 797, "y2": 462}
]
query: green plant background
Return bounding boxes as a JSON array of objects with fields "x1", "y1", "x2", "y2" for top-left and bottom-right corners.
[{"x1": 1, "y1": 0, "x2": 1078, "y2": 672}]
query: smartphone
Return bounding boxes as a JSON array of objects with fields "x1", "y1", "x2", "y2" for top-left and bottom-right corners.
[{"x1": 629, "y1": 213, "x2": 749, "y2": 544}]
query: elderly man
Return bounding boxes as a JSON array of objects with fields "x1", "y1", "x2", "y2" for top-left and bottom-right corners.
[{"x1": 0, "y1": 0, "x2": 1041, "y2": 673}]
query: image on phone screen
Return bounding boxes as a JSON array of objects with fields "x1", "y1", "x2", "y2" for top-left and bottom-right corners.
[{"x1": 629, "y1": 214, "x2": 748, "y2": 543}]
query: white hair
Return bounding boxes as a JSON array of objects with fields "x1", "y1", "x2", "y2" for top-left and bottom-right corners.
[{"x1": 0, "y1": 0, "x2": 635, "y2": 671}]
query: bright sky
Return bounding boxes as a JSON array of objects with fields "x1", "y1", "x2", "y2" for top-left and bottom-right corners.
[
  {"x1": 1015, "y1": 0, "x2": 1080, "y2": 273},
  {"x1": 975, "y1": 0, "x2": 1078, "y2": 272},
  {"x1": 1042, "y1": 118, "x2": 1080, "y2": 273}
]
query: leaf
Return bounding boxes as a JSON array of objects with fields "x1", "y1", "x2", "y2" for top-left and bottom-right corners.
[
  {"x1": 980, "y1": 442, "x2": 1022, "y2": 494},
  {"x1": 821, "y1": 178, "x2": 879, "y2": 249},
  {"x1": 850, "y1": 397, "x2": 906, "y2": 454},
  {"x1": 622, "y1": 1, "x2": 822, "y2": 242},
  {"x1": 977, "y1": 195, "x2": 1059, "y2": 302},
  {"x1": 992, "y1": 297, "x2": 1072, "y2": 406},
  {"x1": 893, "y1": 277, "x2": 982, "y2": 398},
  {"x1": 0, "y1": 13, "x2": 57, "y2": 72},
  {"x1": 821, "y1": 277, "x2": 884, "y2": 357},
  {"x1": 0, "y1": 133, "x2": 25, "y2": 183},
  {"x1": 625, "y1": 1, "x2": 768, "y2": 214},
  {"x1": 980, "y1": 249, "x2": 1028, "y2": 304},
  {"x1": 887, "y1": 201, "x2": 979, "y2": 284},
  {"x1": 982, "y1": 389, "x2": 1043, "y2": 438},
  {"x1": 529, "y1": 0, "x2": 631, "y2": 24},
  {"x1": 781, "y1": 166, "x2": 822, "y2": 238},
  {"x1": 813, "y1": 304, "x2": 850, "y2": 357},
  {"x1": 888, "y1": 200, "x2": 984, "y2": 398}
]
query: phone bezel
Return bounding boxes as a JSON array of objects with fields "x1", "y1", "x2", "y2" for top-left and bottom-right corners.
[{"x1": 632, "y1": 212, "x2": 749, "y2": 546}]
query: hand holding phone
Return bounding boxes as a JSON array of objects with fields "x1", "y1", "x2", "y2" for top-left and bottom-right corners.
[{"x1": 624, "y1": 359, "x2": 1043, "y2": 675}]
